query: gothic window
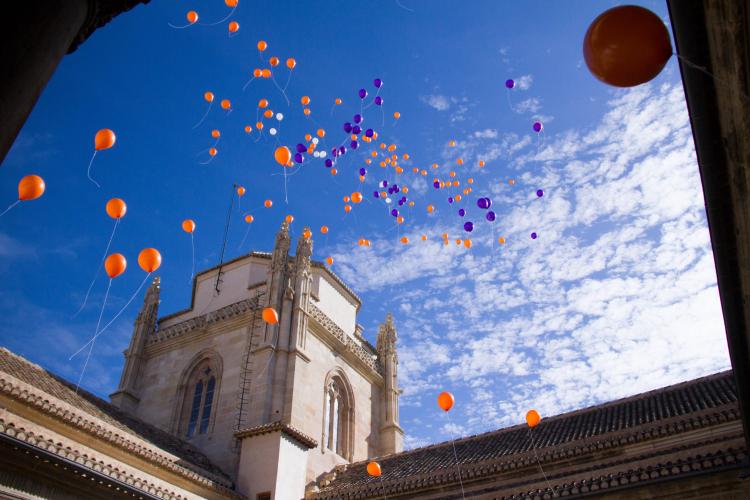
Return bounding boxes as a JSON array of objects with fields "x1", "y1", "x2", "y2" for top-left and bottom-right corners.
[
  {"x1": 322, "y1": 373, "x2": 353, "y2": 459},
  {"x1": 179, "y1": 357, "x2": 221, "y2": 438}
]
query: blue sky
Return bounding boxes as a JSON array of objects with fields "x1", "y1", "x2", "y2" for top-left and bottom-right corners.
[{"x1": 0, "y1": 0, "x2": 731, "y2": 450}]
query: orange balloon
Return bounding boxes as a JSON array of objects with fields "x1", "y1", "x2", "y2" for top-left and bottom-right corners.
[
  {"x1": 228, "y1": 21, "x2": 239, "y2": 33},
  {"x1": 478, "y1": 160, "x2": 485, "y2": 167},
  {"x1": 400, "y1": 236, "x2": 408, "y2": 244},
  {"x1": 244, "y1": 125, "x2": 253, "y2": 133},
  {"x1": 583, "y1": 6, "x2": 672, "y2": 87},
  {"x1": 366, "y1": 461, "x2": 382, "y2": 477},
  {"x1": 285, "y1": 214, "x2": 294, "y2": 223},
  {"x1": 262, "y1": 307, "x2": 279, "y2": 324},
  {"x1": 263, "y1": 109, "x2": 273, "y2": 119},
  {"x1": 225, "y1": 0, "x2": 238, "y2": 6},
  {"x1": 508, "y1": 179, "x2": 515, "y2": 185},
  {"x1": 262, "y1": 68, "x2": 271, "y2": 78},
  {"x1": 344, "y1": 205, "x2": 351, "y2": 213},
  {"x1": 351, "y1": 192, "x2": 363, "y2": 204},
  {"x1": 204, "y1": 91, "x2": 214, "y2": 102},
  {"x1": 269, "y1": 56, "x2": 280, "y2": 67},
  {"x1": 526, "y1": 409, "x2": 541, "y2": 428},
  {"x1": 498, "y1": 236, "x2": 506, "y2": 245},
  {"x1": 256, "y1": 121, "x2": 264, "y2": 130},
  {"x1": 303, "y1": 108, "x2": 311, "y2": 116},
  {"x1": 264, "y1": 200, "x2": 273, "y2": 208},
  {"x1": 17, "y1": 175, "x2": 45, "y2": 201},
  {"x1": 211, "y1": 129, "x2": 221, "y2": 139},
  {"x1": 396, "y1": 216, "x2": 404, "y2": 224},
  {"x1": 245, "y1": 215, "x2": 254, "y2": 223},
  {"x1": 320, "y1": 226, "x2": 329, "y2": 234},
  {"x1": 94, "y1": 129, "x2": 116, "y2": 151},
  {"x1": 393, "y1": 112, "x2": 401, "y2": 120},
  {"x1": 421, "y1": 235, "x2": 427, "y2": 241},
  {"x1": 286, "y1": 58, "x2": 296, "y2": 69},
  {"x1": 437, "y1": 391, "x2": 454, "y2": 412},
  {"x1": 257, "y1": 40, "x2": 268, "y2": 52},
  {"x1": 209, "y1": 147, "x2": 218, "y2": 156},
  {"x1": 253, "y1": 68, "x2": 262, "y2": 78},
  {"x1": 331, "y1": 168, "x2": 337, "y2": 175},
  {"x1": 326, "y1": 256, "x2": 334, "y2": 265},
  {"x1": 427, "y1": 205, "x2": 434, "y2": 214},
  {"x1": 105, "y1": 198, "x2": 127, "y2": 219},
  {"x1": 237, "y1": 186, "x2": 246, "y2": 196},
  {"x1": 463, "y1": 239, "x2": 472, "y2": 249},
  {"x1": 186, "y1": 10, "x2": 198, "y2": 23},
  {"x1": 104, "y1": 253, "x2": 127, "y2": 279},
  {"x1": 335, "y1": 98, "x2": 342, "y2": 105},
  {"x1": 301, "y1": 96, "x2": 311, "y2": 106},
  {"x1": 303, "y1": 228, "x2": 312, "y2": 239},
  {"x1": 274, "y1": 146, "x2": 292, "y2": 166},
  {"x1": 182, "y1": 219, "x2": 196, "y2": 233},
  {"x1": 221, "y1": 99, "x2": 231, "y2": 110},
  {"x1": 258, "y1": 98, "x2": 269, "y2": 108},
  {"x1": 138, "y1": 248, "x2": 162, "y2": 273}
]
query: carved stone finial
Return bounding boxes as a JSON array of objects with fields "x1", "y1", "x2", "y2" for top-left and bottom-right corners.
[
  {"x1": 377, "y1": 313, "x2": 397, "y2": 353},
  {"x1": 296, "y1": 227, "x2": 313, "y2": 268},
  {"x1": 276, "y1": 220, "x2": 290, "y2": 245}
]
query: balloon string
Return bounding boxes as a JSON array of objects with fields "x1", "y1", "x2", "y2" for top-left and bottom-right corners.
[
  {"x1": 506, "y1": 90, "x2": 516, "y2": 113},
  {"x1": 69, "y1": 273, "x2": 151, "y2": 360},
  {"x1": 446, "y1": 412, "x2": 466, "y2": 499},
  {"x1": 75, "y1": 278, "x2": 111, "y2": 393},
  {"x1": 282, "y1": 69, "x2": 294, "y2": 93},
  {"x1": 0, "y1": 200, "x2": 20, "y2": 218},
  {"x1": 242, "y1": 76, "x2": 256, "y2": 92},
  {"x1": 86, "y1": 150, "x2": 100, "y2": 188},
  {"x1": 674, "y1": 53, "x2": 750, "y2": 103},
  {"x1": 189, "y1": 232, "x2": 196, "y2": 284},
  {"x1": 271, "y1": 75, "x2": 291, "y2": 107},
  {"x1": 74, "y1": 218, "x2": 120, "y2": 317},
  {"x1": 192, "y1": 101, "x2": 213, "y2": 129},
  {"x1": 167, "y1": 22, "x2": 194, "y2": 29},
  {"x1": 238, "y1": 222, "x2": 252, "y2": 250},
  {"x1": 201, "y1": 6, "x2": 237, "y2": 26},
  {"x1": 528, "y1": 428, "x2": 557, "y2": 497},
  {"x1": 396, "y1": 0, "x2": 415, "y2": 12},
  {"x1": 283, "y1": 167, "x2": 289, "y2": 204}
]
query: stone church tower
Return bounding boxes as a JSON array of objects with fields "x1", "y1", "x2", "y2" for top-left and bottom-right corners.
[{"x1": 110, "y1": 222, "x2": 402, "y2": 499}]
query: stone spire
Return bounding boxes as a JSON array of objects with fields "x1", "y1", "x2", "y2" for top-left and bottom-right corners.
[
  {"x1": 377, "y1": 313, "x2": 403, "y2": 455},
  {"x1": 110, "y1": 276, "x2": 160, "y2": 413}
]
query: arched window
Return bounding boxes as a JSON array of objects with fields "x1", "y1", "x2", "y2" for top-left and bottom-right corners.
[
  {"x1": 176, "y1": 353, "x2": 222, "y2": 438},
  {"x1": 322, "y1": 371, "x2": 354, "y2": 460}
]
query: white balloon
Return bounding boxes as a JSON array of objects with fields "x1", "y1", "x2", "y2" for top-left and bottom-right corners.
[
  {"x1": 313, "y1": 151, "x2": 320, "y2": 158},
  {"x1": 312, "y1": 137, "x2": 319, "y2": 145},
  {"x1": 385, "y1": 197, "x2": 392, "y2": 204},
  {"x1": 269, "y1": 128, "x2": 277, "y2": 135},
  {"x1": 320, "y1": 151, "x2": 327, "y2": 158},
  {"x1": 276, "y1": 113, "x2": 284, "y2": 121}
]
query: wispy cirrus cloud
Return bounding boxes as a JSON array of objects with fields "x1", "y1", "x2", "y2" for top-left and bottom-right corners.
[{"x1": 420, "y1": 94, "x2": 451, "y2": 111}]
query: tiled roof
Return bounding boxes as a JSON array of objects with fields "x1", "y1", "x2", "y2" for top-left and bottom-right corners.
[
  {"x1": 235, "y1": 420, "x2": 318, "y2": 449},
  {"x1": 312, "y1": 370, "x2": 741, "y2": 498},
  {"x1": 0, "y1": 347, "x2": 230, "y2": 482}
]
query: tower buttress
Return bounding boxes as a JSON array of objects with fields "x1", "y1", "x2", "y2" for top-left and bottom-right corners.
[
  {"x1": 377, "y1": 313, "x2": 404, "y2": 455},
  {"x1": 110, "y1": 276, "x2": 160, "y2": 413}
]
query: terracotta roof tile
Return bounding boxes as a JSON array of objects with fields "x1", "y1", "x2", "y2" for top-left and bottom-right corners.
[
  {"x1": 313, "y1": 370, "x2": 739, "y2": 497},
  {"x1": 0, "y1": 347, "x2": 230, "y2": 481}
]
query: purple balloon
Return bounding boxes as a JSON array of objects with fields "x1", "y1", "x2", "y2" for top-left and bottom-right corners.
[
  {"x1": 374, "y1": 78, "x2": 383, "y2": 88},
  {"x1": 358, "y1": 88, "x2": 367, "y2": 99},
  {"x1": 373, "y1": 191, "x2": 380, "y2": 198},
  {"x1": 374, "y1": 96, "x2": 383, "y2": 106},
  {"x1": 325, "y1": 158, "x2": 333, "y2": 168},
  {"x1": 531, "y1": 232, "x2": 538, "y2": 239},
  {"x1": 433, "y1": 181, "x2": 441, "y2": 189},
  {"x1": 388, "y1": 187, "x2": 394, "y2": 194},
  {"x1": 353, "y1": 114, "x2": 363, "y2": 124},
  {"x1": 331, "y1": 147, "x2": 339, "y2": 157},
  {"x1": 392, "y1": 184, "x2": 399, "y2": 193},
  {"x1": 486, "y1": 211, "x2": 496, "y2": 222},
  {"x1": 352, "y1": 125, "x2": 362, "y2": 135},
  {"x1": 338, "y1": 146, "x2": 347, "y2": 155},
  {"x1": 464, "y1": 221, "x2": 474, "y2": 232},
  {"x1": 505, "y1": 79, "x2": 515, "y2": 89},
  {"x1": 398, "y1": 199, "x2": 404, "y2": 206},
  {"x1": 477, "y1": 197, "x2": 492, "y2": 210},
  {"x1": 458, "y1": 208, "x2": 466, "y2": 217},
  {"x1": 365, "y1": 128, "x2": 374, "y2": 138},
  {"x1": 533, "y1": 121, "x2": 543, "y2": 132},
  {"x1": 448, "y1": 197, "x2": 454, "y2": 204},
  {"x1": 344, "y1": 122, "x2": 353, "y2": 133},
  {"x1": 296, "y1": 143, "x2": 307, "y2": 153},
  {"x1": 382, "y1": 180, "x2": 388, "y2": 187},
  {"x1": 359, "y1": 167, "x2": 367, "y2": 176},
  {"x1": 294, "y1": 152, "x2": 304, "y2": 164},
  {"x1": 536, "y1": 189, "x2": 544, "y2": 197},
  {"x1": 391, "y1": 209, "x2": 399, "y2": 217},
  {"x1": 350, "y1": 140, "x2": 359, "y2": 149}
]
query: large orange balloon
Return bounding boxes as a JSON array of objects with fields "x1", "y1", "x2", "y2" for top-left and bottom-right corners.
[
  {"x1": 351, "y1": 192, "x2": 363, "y2": 204},
  {"x1": 104, "y1": 253, "x2": 127, "y2": 279},
  {"x1": 366, "y1": 461, "x2": 381, "y2": 477},
  {"x1": 105, "y1": 198, "x2": 127, "y2": 219},
  {"x1": 228, "y1": 21, "x2": 239, "y2": 33},
  {"x1": 138, "y1": 248, "x2": 162, "y2": 273},
  {"x1": 225, "y1": 0, "x2": 238, "y2": 6},
  {"x1": 94, "y1": 129, "x2": 116, "y2": 151},
  {"x1": 437, "y1": 391, "x2": 454, "y2": 412},
  {"x1": 583, "y1": 6, "x2": 672, "y2": 87},
  {"x1": 274, "y1": 146, "x2": 292, "y2": 166},
  {"x1": 17, "y1": 175, "x2": 45, "y2": 201},
  {"x1": 182, "y1": 219, "x2": 196, "y2": 233},
  {"x1": 186, "y1": 11, "x2": 198, "y2": 24},
  {"x1": 526, "y1": 409, "x2": 541, "y2": 428},
  {"x1": 262, "y1": 307, "x2": 279, "y2": 324}
]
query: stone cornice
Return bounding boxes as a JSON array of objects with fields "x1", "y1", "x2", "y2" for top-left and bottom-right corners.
[
  {"x1": 0, "y1": 372, "x2": 237, "y2": 496},
  {"x1": 147, "y1": 292, "x2": 265, "y2": 347},
  {"x1": 308, "y1": 303, "x2": 382, "y2": 377},
  {"x1": 235, "y1": 421, "x2": 318, "y2": 450},
  {"x1": 310, "y1": 403, "x2": 744, "y2": 498}
]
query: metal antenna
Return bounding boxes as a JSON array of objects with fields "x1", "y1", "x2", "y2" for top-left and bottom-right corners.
[{"x1": 215, "y1": 183, "x2": 237, "y2": 294}]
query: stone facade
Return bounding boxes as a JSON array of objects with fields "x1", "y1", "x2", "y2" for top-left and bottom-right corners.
[{"x1": 109, "y1": 222, "x2": 403, "y2": 498}]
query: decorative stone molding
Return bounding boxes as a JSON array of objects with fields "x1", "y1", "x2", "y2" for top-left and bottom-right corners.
[
  {"x1": 235, "y1": 420, "x2": 318, "y2": 450},
  {"x1": 0, "y1": 373, "x2": 236, "y2": 495},
  {"x1": 308, "y1": 304, "x2": 381, "y2": 375},
  {"x1": 149, "y1": 292, "x2": 265, "y2": 346}
]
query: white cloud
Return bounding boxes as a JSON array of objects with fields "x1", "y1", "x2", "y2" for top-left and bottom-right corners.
[
  {"x1": 516, "y1": 74, "x2": 533, "y2": 90},
  {"x1": 473, "y1": 129, "x2": 498, "y2": 139},
  {"x1": 420, "y1": 94, "x2": 451, "y2": 111},
  {"x1": 514, "y1": 97, "x2": 541, "y2": 114}
]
